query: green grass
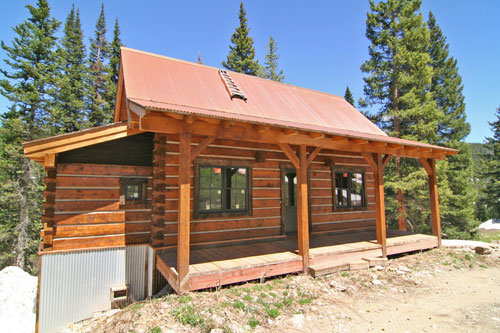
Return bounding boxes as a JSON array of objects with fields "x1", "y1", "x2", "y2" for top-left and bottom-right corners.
[
  {"x1": 149, "y1": 327, "x2": 161, "y2": 333},
  {"x1": 248, "y1": 316, "x2": 259, "y2": 329},
  {"x1": 265, "y1": 307, "x2": 280, "y2": 318},
  {"x1": 474, "y1": 230, "x2": 500, "y2": 243},
  {"x1": 172, "y1": 304, "x2": 205, "y2": 327}
]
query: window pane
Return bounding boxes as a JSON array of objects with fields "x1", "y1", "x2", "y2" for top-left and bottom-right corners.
[
  {"x1": 125, "y1": 184, "x2": 141, "y2": 200},
  {"x1": 199, "y1": 189, "x2": 211, "y2": 211},
  {"x1": 212, "y1": 168, "x2": 222, "y2": 187},
  {"x1": 350, "y1": 173, "x2": 364, "y2": 207},
  {"x1": 335, "y1": 173, "x2": 348, "y2": 207},
  {"x1": 211, "y1": 189, "x2": 222, "y2": 210},
  {"x1": 200, "y1": 167, "x2": 211, "y2": 188},
  {"x1": 199, "y1": 189, "x2": 222, "y2": 211}
]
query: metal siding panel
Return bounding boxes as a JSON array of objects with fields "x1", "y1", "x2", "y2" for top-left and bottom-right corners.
[
  {"x1": 126, "y1": 245, "x2": 147, "y2": 302},
  {"x1": 38, "y1": 246, "x2": 148, "y2": 333},
  {"x1": 147, "y1": 246, "x2": 154, "y2": 297}
]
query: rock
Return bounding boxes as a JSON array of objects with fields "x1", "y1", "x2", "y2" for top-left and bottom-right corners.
[
  {"x1": 398, "y1": 265, "x2": 411, "y2": 272},
  {"x1": 374, "y1": 265, "x2": 385, "y2": 271},
  {"x1": 372, "y1": 279, "x2": 382, "y2": 285},
  {"x1": 329, "y1": 280, "x2": 347, "y2": 292},
  {"x1": 290, "y1": 314, "x2": 305, "y2": 329},
  {"x1": 474, "y1": 246, "x2": 492, "y2": 255}
]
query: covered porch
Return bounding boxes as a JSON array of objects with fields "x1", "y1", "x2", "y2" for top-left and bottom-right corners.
[{"x1": 155, "y1": 230, "x2": 438, "y2": 292}]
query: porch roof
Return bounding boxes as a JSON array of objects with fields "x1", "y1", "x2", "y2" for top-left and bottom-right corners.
[{"x1": 117, "y1": 47, "x2": 457, "y2": 157}]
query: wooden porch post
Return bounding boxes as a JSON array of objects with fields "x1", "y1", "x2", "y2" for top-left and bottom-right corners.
[
  {"x1": 362, "y1": 153, "x2": 390, "y2": 257},
  {"x1": 374, "y1": 153, "x2": 387, "y2": 257},
  {"x1": 177, "y1": 132, "x2": 191, "y2": 292},
  {"x1": 297, "y1": 145, "x2": 310, "y2": 271},
  {"x1": 420, "y1": 158, "x2": 442, "y2": 247}
]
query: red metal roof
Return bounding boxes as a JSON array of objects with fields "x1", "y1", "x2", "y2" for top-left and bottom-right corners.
[{"x1": 120, "y1": 47, "x2": 455, "y2": 153}]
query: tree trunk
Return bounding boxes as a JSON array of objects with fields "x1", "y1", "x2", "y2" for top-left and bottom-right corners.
[{"x1": 15, "y1": 156, "x2": 31, "y2": 269}]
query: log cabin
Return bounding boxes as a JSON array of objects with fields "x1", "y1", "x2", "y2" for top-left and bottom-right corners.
[{"x1": 24, "y1": 47, "x2": 457, "y2": 332}]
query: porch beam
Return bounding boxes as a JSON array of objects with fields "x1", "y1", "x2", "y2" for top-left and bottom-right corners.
[
  {"x1": 361, "y1": 152, "x2": 378, "y2": 174},
  {"x1": 177, "y1": 132, "x2": 191, "y2": 292},
  {"x1": 278, "y1": 143, "x2": 300, "y2": 169},
  {"x1": 419, "y1": 158, "x2": 442, "y2": 247},
  {"x1": 191, "y1": 136, "x2": 215, "y2": 161},
  {"x1": 137, "y1": 114, "x2": 453, "y2": 160},
  {"x1": 297, "y1": 144, "x2": 310, "y2": 271},
  {"x1": 306, "y1": 147, "x2": 321, "y2": 167}
]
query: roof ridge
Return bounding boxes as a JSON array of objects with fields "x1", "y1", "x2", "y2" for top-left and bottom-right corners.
[{"x1": 120, "y1": 47, "x2": 346, "y2": 102}]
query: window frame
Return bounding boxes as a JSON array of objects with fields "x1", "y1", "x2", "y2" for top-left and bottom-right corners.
[
  {"x1": 194, "y1": 159, "x2": 253, "y2": 218},
  {"x1": 331, "y1": 167, "x2": 367, "y2": 211},
  {"x1": 120, "y1": 177, "x2": 148, "y2": 205}
]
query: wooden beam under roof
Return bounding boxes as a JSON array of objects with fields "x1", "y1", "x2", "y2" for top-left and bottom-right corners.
[{"x1": 137, "y1": 113, "x2": 453, "y2": 160}]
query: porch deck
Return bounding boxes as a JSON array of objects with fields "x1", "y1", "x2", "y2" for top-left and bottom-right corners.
[{"x1": 156, "y1": 230, "x2": 438, "y2": 292}]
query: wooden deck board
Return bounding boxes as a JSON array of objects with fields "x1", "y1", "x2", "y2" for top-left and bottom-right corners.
[{"x1": 156, "y1": 230, "x2": 438, "y2": 291}]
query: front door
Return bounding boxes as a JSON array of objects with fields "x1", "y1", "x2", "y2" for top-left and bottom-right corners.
[{"x1": 283, "y1": 170, "x2": 297, "y2": 235}]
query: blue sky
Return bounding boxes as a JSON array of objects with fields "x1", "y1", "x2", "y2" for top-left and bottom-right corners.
[{"x1": 0, "y1": 0, "x2": 498, "y2": 143}]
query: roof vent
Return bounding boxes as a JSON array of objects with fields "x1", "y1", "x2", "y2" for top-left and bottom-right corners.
[{"x1": 219, "y1": 70, "x2": 247, "y2": 101}]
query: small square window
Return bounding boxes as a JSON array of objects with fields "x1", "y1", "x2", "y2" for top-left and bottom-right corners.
[
  {"x1": 125, "y1": 184, "x2": 142, "y2": 200},
  {"x1": 120, "y1": 178, "x2": 147, "y2": 205}
]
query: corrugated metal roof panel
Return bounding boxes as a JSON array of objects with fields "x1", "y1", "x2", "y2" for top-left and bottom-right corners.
[{"x1": 121, "y1": 47, "x2": 386, "y2": 137}]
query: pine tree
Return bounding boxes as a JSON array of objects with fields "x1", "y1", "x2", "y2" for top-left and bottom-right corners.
[
  {"x1": 427, "y1": 12, "x2": 477, "y2": 237},
  {"x1": 263, "y1": 36, "x2": 285, "y2": 82},
  {"x1": 88, "y1": 3, "x2": 111, "y2": 126},
  {"x1": 222, "y1": 2, "x2": 260, "y2": 76},
  {"x1": 0, "y1": 0, "x2": 60, "y2": 271},
  {"x1": 360, "y1": 0, "x2": 443, "y2": 232},
  {"x1": 197, "y1": 52, "x2": 203, "y2": 64},
  {"x1": 104, "y1": 18, "x2": 122, "y2": 114},
  {"x1": 53, "y1": 5, "x2": 87, "y2": 133},
  {"x1": 483, "y1": 108, "x2": 500, "y2": 219},
  {"x1": 344, "y1": 86, "x2": 355, "y2": 106}
]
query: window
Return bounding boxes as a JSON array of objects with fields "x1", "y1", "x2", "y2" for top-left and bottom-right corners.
[
  {"x1": 120, "y1": 178, "x2": 147, "y2": 204},
  {"x1": 334, "y1": 171, "x2": 365, "y2": 209},
  {"x1": 198, "y1": 165, "x2": 249, "y2": 214}
]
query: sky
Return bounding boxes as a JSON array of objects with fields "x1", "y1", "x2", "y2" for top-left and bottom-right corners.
[{"x1": 0, "y1": 0, "x2": 498, "y2": 143}]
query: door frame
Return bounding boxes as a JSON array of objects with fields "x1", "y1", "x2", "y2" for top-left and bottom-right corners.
[{"x1": 280, "y1": 163, "x2": 312, "y2": 236}]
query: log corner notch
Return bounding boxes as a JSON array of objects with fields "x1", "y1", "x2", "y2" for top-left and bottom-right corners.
[
  {"x1": 151, "y1": 133, "x2": 167, "y2": 248},
  {"x1": 278, "y1": 144, "x2": 320, "y2": 272},
  {"x1": 362, "y1": 153, "x2": 392, "y2": 257},
  {"x1": 419, "y1": 158, "x2": 442, "y2": 247},
  {"x1": 41, "y1": 166, "x2": 56, "y2": 251}
]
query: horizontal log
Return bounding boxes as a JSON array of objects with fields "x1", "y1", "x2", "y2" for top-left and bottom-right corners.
[
  {"x1": 52, "y1": 233, "x2": 150, "y2": 250},
  {"x1": 54, "y1": 222, "x2": 150, "y2": 238},
  {"x1": 252, "y1": 188, "x2": 280, "y2": 198},
  {"x1": 55, "y1": 201, "x2": 149, "y2": 212},
  {"x1": 311, "y1": 210, "x2": 376, "y2": 223},
  {"x1": 164, "y1": 217, "x2": 281, "y2": 234},
  {"x1": 57, "y1": 163, "x2": 152, "y2": 177},
  {"x1": 253, "y1": 199, "x2": 280, "y2": 208},
  {"x1": 311, "y1": 219, "x2": 375, "y2": 232},
  {"x1": 165, "y1": 227, "x2": 281, "y2": 245},
  {"x1": 56, "y1": 189, "x2": 119, "y2": 200},
  {"x1": 55, "y1": 210, "x2": 151, "y2": 225},
  {"x1": 57, "y1": 176, "x2": 120, "y2": 188}
]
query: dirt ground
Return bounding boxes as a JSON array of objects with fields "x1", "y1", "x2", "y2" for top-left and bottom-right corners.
[{"x1": 71, "y1": 247, "x2": 500, "y2": 333}]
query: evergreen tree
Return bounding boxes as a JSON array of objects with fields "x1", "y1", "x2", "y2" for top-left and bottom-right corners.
[
  {"x1": 104, "y1": 18, "x2": 122, "y2": 114},
  {"x1": 344, "y1": 86, "x2": 355, "y2": 106},
  {"x1": 263, "y1": 36, "x2": 285, "y2": 82},
  {"x1": 483, "y1": 108, "x2": 500, "y2": 218},
  {"x1": 427, "y1": 12, "x2": 477, "y2": 237},
  {"x1": 222, "y1": 2, "x2": 260, "y2": 76},
  {"x1": 88, "y1": 3, "x2": 111, "y2": 126},
  {"x1": 0, "y1": 0, "x2": 60, "y2": 271},
  {"x1": 53, "y1": 5, "x2": 87, "y2": 133},
  {"x1": 360, "y1": 0, "x2": 444, "y2": 232},
  {"x1": 197, "y1": 52, "x2": 203, "y2": 64}
]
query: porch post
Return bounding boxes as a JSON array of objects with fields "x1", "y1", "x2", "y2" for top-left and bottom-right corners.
[
  {"x1": 177, "y1": 132, "x2": 191, "y2": 292},
  {"x1": 420, "y1": 158, "x2": 442, "y2": 247},
  {"x1": 374, "y1": 153, "x2": 387, "y2": 257},
  {"x1": 297, "y1": 145, "x2": 310, "y2": 271}
]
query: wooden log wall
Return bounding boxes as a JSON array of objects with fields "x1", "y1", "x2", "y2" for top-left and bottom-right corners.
[
  {"x1": 50, "y1": 163, "x2": 153, "y2": 251},
  {"x1": 309, "y1": 152, "x2": 376, "y2": 234},
  {"x1": 161, "y1": 135, "x2": 375, "y2": 246}
]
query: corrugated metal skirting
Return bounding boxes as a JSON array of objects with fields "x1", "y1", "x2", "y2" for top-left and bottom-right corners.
[{"x1": 38, "y1": 246, "x2": 148, "y2": 333}]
